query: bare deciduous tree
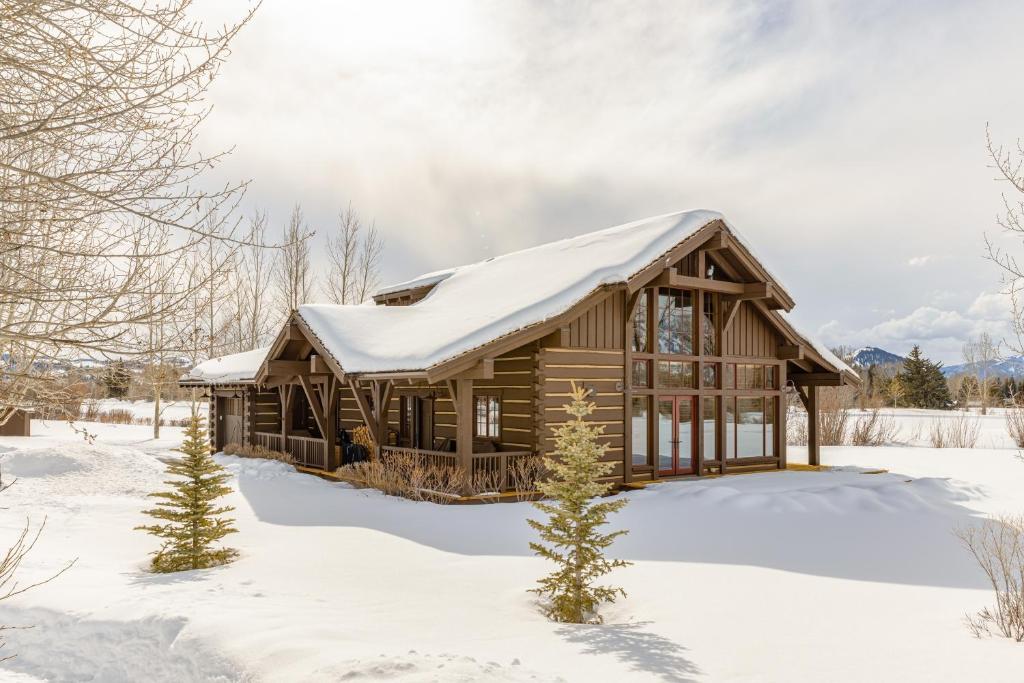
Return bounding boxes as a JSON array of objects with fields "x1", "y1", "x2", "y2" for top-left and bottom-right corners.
[
  {"x1": 0, "y1": 0, "x2": 262, "y2": 425},
  {"x1": 962, "y1": 332, "x2": 1000, "y2": 415},
  {"x1": 324, "y1": 203, "x2": 385, "y2": 305},
  {"x1": 232, "y1": 211, "x2": 277, "y2": 351},
  {"x1": 274, "y1": 204, "x2": 315, "y2": 318}
]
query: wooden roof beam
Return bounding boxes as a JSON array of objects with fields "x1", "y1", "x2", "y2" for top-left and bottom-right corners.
[
  {"x1": 778, "y1": 344, "x2": 804, "y2": 360},
  {"x1": 790, "y1": 372, "x2": 844, "y2": 387}
]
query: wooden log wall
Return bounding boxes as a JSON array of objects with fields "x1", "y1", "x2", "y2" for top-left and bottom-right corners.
[
  {"x1": 252, "y1": 389, "x2": 282, "y2": 434},
  {"x1": 537, "y1": 347, "x2": 625, "y2": 481},
  {"x1": 334, "y1": 342, "x2": 538, "y2": 451}
]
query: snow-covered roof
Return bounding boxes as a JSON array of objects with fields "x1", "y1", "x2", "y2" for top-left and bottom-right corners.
[
  {"x1": 180, "y1": 346, "x2": 270, "y2": 385},
  {"x1": 374, "y1": 267, "x2": 458, "y2": 298},
  {"x1": 299, "y1": 210, "x2": 729, "y2": 374}
]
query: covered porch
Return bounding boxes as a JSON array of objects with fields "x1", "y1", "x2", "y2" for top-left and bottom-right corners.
[{"x1": 251, "y1": 340, "x2": 538, "y2": 491}]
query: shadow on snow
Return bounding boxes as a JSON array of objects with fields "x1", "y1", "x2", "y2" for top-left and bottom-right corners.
[{"x1": 234, "y1": 462, "x2": 989, "y2": 589}]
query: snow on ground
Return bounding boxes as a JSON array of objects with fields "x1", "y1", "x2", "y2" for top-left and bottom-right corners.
[
  {"x1": 0, "y1": 410, "x2": 1022, "y2": 681},
  {"x1": 80, "y1": 399, "x2": 208, "y2": 422}
]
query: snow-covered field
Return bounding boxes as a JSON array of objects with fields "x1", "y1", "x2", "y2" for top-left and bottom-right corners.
[
  {"x1": 1, "y1": 410, "x2": 1022, "y2": 682},
  {"x1": 80, "y1": 399, "x2": 208, "y2": 423}
]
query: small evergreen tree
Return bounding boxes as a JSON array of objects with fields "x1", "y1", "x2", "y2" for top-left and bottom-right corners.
[
  {"x1": 898, "y1": 345, "x2": 953, "y2": 409},
  {"x1": 136, "y1": 410, "x2": 238, "y2": 572},
  {"x1": 528, "y1": 383, "x2": 630, "y2": 624},
  {"x1": 101, "y1": 360, "x2": 131, "y2": 398}
]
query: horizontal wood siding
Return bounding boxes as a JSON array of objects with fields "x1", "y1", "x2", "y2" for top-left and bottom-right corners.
[
  {"x1": 336, "y1": 343, "x2": 538, "y2": 451},
  {"x1": 723, "y1": 301, "x2": 783, "y2": 358},
  {"x1": 538, "y1": 347, "x2": 625, "y2": 480},
  {"x1": 252, "y1": 390, "x2": 282, "y2": 434}
]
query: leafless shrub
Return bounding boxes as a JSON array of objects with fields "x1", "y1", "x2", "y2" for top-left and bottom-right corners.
[
  {"x1": 0, "y1": 475, "x2": 76, "y2": 658},
  {"x1": 901, "y1": 421, "x2": 924, "y2": 445},
  {"x1": 222, "y1": 442, "x2": 295, "y2": 466},
  {"x1": 1006, "y1": 402, "x2": 1024, "y2": 448},
  {"x1": 929, "y1": 413, "x2": 981, "y2": 448},
  {"x1": 471, "y1": 468, "x2": 505, "y2": 503},
  {"x1": 786, "y1": 403, "x2": 808, "y2": 446},
  {"x1": 509, "y1": 455, "x2": 545, "y2": 502},
  {"x1": 351, "y1": 425, "x2": 375, "y2": 455},
  {"x1": 818, "y1": 387, "x2": 853, "y2": 446},
  {"x1": 955, "y1": 515, "x2": 1024, "y2": 641},
  {"x1": 849, "y1": 409, "x2": 898, "y2": 446},
  {"x1": 336, "y1": 453, "x2": 468, "y2": 504},
  {"x1": 336, "y1": 451, "x2": 543, "y2": 504}
]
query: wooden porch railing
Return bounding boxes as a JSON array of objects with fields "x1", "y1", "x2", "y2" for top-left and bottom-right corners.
[
  {"x1": 377, "y1": 445, "x2": 538, "y2": 492},
  {"x1": 469, "y1": 451, "x2": 535, "y2": 492},
  {"x1": 286, "y1": 434, "x2": 327, "y2": 469},
  {"x1": 253, "y1": 432, "x2": 283, "y2": 453},
  {"x1": 378, "y1": 445, "x2": 458, "y2": 469}
]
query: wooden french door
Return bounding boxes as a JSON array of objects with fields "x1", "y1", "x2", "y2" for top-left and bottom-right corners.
[{"x1": 658, "y1": 396, "x2": 696, "y2": 475}]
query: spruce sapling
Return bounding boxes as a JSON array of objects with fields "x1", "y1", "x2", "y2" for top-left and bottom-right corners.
[
  {"x1": 528, "y1": 382, "x2": 631, "y2": 624},
  {"x1": 136, "y1": 409, "x2": 238, "y2": 572}
]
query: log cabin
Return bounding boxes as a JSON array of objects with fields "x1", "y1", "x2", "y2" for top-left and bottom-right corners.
[{"x1": 180, "y1": 209, "x2": 858, "y2": 490}]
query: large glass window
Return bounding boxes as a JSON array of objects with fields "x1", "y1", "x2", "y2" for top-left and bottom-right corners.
[
  {"x1": 631, "y1": 397, "x2": 650, "y2": 466},
  {"x1": 737, "y1": 397, "x2": 764, "y2": 457},
  {"x1": 737, "y1": 364, "x2": 765, "y2": 390},
  {"x1": 657, "y1": 288, "x2": 693, "y2": 355},
  {"x1": 725, "y1": 364, "x2": 736, "y2": 390},
  {"x1": 658, "y1": 399, "x2": 674, "y2": 471},
  {"x1": 656, "y1": 360, "x2": 695, "y2": 389},
  {"x1": 631, "y1": 290, "x2": 649, "y2": 352},
  {"x1": 474, "y1": 395, "x2": 500, "y2": 438},
  {"x1": 765, "y1": 397, "x2": 776, "y2": 458},
  {"x1": 725, "y1": 398, "x2": 736, "y2": 459},
  {"x1": 632, "y1": 360, "x2": 650, "y2": 387},
  {"x1": 702, "y1": 292, "x2": 718, "y2": 356},
  {"x1": 702, "y1": 397, "x2": 717, "y2": 462},
  {"x1": 702, "y1": 363, "x2": 718, "y2": 389}
]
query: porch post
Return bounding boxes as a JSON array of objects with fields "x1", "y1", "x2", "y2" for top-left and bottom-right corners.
[
  {"x1": 455, "y1": 377, "x2": 474, "y2": 475},
  {"x1": 807, "y1": 384, "x2": 820, "y2": 467},
  {"x1": 324, "y1": 379, "x2": 338, "y2": 470},
  {"x1": 278, "y1": 384, "x2": 293, "y2": 452}
]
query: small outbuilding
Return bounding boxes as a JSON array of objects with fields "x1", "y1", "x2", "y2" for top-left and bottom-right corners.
[{"x1": 0, "y1": 409, "x2": 32, "y2": 437}]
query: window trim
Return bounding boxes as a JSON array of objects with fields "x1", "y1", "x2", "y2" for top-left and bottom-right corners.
[{"x1": 473, "y1": 394, "x2": 501, "y2": 439}]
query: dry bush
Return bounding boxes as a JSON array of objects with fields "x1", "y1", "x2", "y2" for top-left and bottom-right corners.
[
  {"x1": 929, "y1": 413, "x2": 981, "y2": 448},
  {"x1": 470, "y1": 467, "x2": 505, "y2": 503},
  {"x1": 104, "y1": 408, "x2": 135, "y2": 424},
  {"x1": 1006, "y1": 402, "x2": 1024, "y2": 448},
  {"x1": 336, "y1": 453, "x2": 468, "y2": 504},
  {"x1": 81, "y1": 403, "x2": 101, "y2": 422},
  {"x1": 849, "y1": 409, "x2": 898, "y2": 446},
  {"x1": 956, "y1": 515, "x2": 1024, "y2": 641},
  {"x1": 336, "y1": 451, "x2": 544, "y2": 504},
  {"x1": 901, "y1": 420, "x2": 924, "y2": 445},
  {"x1": 351, "y1": 425, "x2": 375, "y2": 455},
  {"x1": 509, "y1": 455, "x2": 545, "y2": 502},
  {"x1": 786, "y1": 403, "x2": 808, "y2": 446},
  {"x1": 818, "y1": 387, "x2": 853, "y2": 446},
  {"x1": 222, "y1": 442, "x2": 295, "y2": 466}
]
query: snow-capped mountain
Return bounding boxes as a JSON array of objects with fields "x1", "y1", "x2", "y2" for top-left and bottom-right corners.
[
  {"x1": 850, "y1": 346, "x2": 905, "y2": 367},
  {"x1": 941, "y1": 356, "x2": 1024, "y2": 378}
]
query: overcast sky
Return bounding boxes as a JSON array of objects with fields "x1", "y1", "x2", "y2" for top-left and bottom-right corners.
[{"x1": 197, "y1": 0, "x2": 1024, "y2": 364}]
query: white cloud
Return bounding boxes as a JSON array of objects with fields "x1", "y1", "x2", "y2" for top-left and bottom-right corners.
[
  {"x1": 967, "y1": 290, "x2": 1013, "y2": 320},
  {"x1": 188, "y1": 0, "x2": 1024, "y2": 358},
  {"x1": 818, "y1": 290, "x2": 1015, "y2": 362}
]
